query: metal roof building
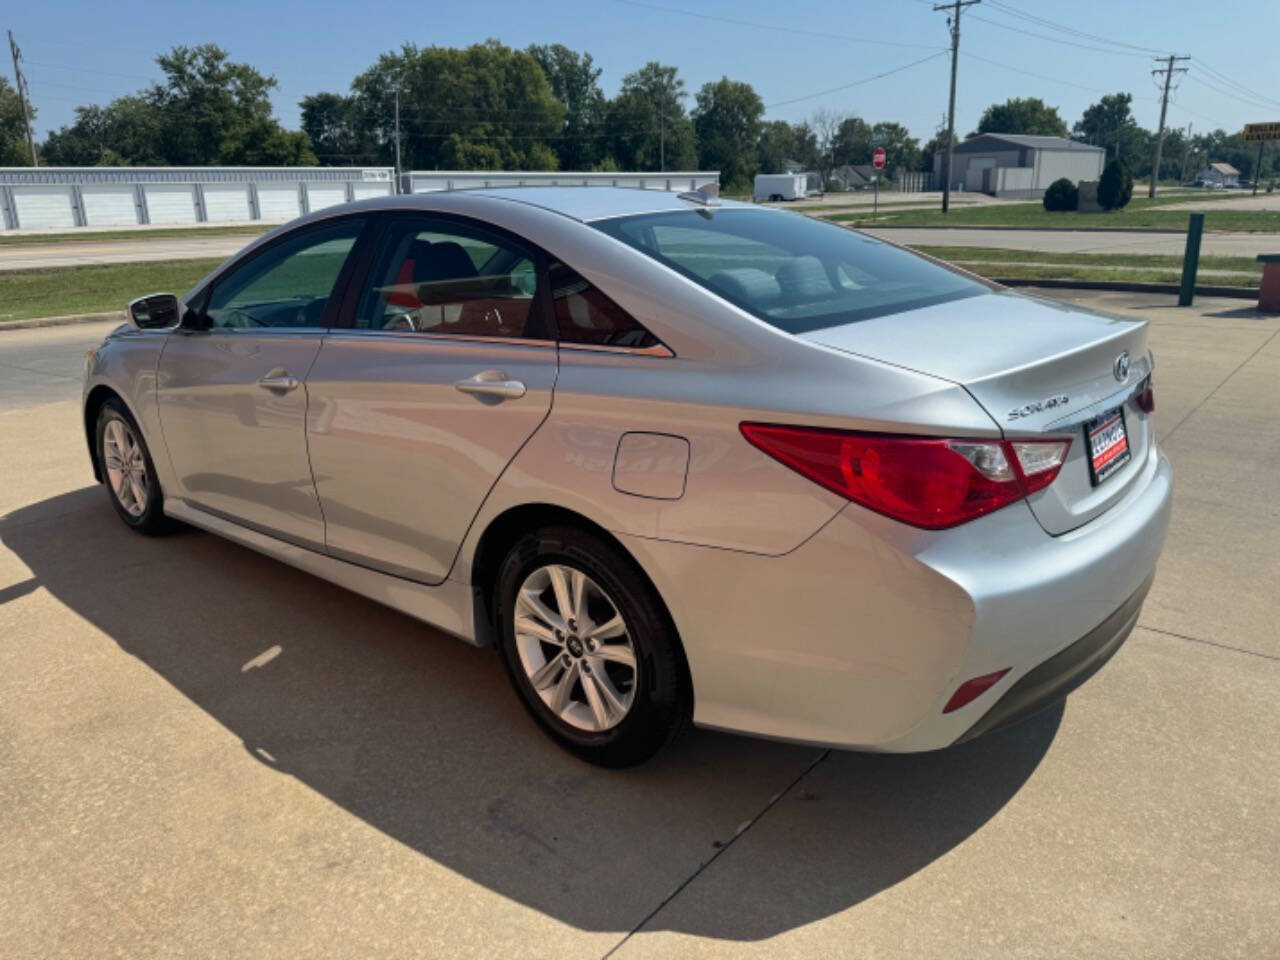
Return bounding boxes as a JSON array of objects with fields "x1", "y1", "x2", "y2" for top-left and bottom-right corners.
[{"x1": 933, "y1": 134, "x2": 1106, "y2": 199}]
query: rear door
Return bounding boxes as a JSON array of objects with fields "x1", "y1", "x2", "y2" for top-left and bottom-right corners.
[{"x1": 305, "y1": 213, "x2": 557, "y2": 583}]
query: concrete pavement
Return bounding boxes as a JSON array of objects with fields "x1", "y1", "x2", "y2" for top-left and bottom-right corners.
[
  {"x1": 1, "y1": 293, "x2": 1278, "y2": 959},
  {"x1": 0, "y1": 235, "x2": 252, "y2": 272}
]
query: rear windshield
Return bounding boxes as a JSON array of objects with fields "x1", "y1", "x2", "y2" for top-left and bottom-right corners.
[{"x1": 592, "y1": 208, "x2": 987, "y2": 334}]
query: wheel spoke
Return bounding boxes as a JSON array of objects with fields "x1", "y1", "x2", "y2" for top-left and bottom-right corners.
[
  {"x1": 581, "y1": 671, "x2": 612, "y2": 729},
  {"x1": 569, "y1": 569, "x2": 588, "y2": 625},
  {"x1": 549, "y1": 660, "x2": 578, "y2": 714},
  {"x1": 129, "y1": 474, "x2": 147, "y2": 511},
  {"x1": 547, "y1": 565, "x2": 575, "y2": 623},
  {"x1": 587, "y1": 613, "x2": 626, "y2": 641},
  {"x1": 517, "y1": 588, "x2": 564, "y2": 632},
  {"x1": 585, "y1": 661, "x2": 628, "y2": 716},
  {"x1": 591, "y1": 643, "x2": 636, "y2": 669},
  {"x1": 528, "y1": 655, "x2": 566, "y2": 692},
  {"x1": 515, "y1": 615, "x2": 559, "y2": 645}
]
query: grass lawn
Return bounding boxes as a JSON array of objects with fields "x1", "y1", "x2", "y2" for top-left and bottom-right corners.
[
  {"x1": 956, "y1": 263, "x2": 1260, "y2": 286},
  {"x1": 909, "y1": 245, "x2": 1263, "y2": 274},
  {"x1": 0, "y1": 259, "x2": 223, "y2": 323},
  {"x1": 0, "y1": 225, "x2": 271, "y2": 246},
  {"x1": 824, "y1": 199, "x2": 1280, "y2": 232}
]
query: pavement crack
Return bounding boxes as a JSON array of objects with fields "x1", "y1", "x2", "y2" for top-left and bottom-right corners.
[
  {"x1": 601, "y1": 749, "x2": 831, "y2": 959},
  {"x1": 1138, "y1": 623, "x2": 1280, "y2": 663}
]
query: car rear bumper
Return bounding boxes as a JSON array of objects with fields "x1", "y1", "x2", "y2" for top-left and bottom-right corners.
[
  {"x1": 621, "y1": 444, "x2": 1172, "y2": 752},
  {"x1": 954, "y1": 571, "x2": 1152, "y2": 745}
]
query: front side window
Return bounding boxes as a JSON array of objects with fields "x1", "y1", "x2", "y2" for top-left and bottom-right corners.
[
  {"x1": 204, "y1": 219, "x2": 363, "y2": 330},
  {"x1": 593, "y1": 208, "x2": 987, "y2": 334},
  {"x1": 354, "y1": 218, "x2": 547, "y2": 340},
  {"x1": 547, "y1": 261, "x2": 661, "y2": 350}
]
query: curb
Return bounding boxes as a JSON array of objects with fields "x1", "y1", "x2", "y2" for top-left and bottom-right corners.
[
  {"x1": 0, "y1": 311, "x2": 123, "y2": 332},
  {"x1": 994, "y1": 278, "x2": 1259, "y2": 299}
]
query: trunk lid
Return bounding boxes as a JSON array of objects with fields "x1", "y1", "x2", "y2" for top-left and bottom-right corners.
[{"x1": 800, "y1": 290, "x2": 1153, "y2": 534}]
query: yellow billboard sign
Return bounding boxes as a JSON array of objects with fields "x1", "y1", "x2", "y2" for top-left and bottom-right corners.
[{"x1": 1243, "y1": 122, "x2": 1280, "y2": 143}]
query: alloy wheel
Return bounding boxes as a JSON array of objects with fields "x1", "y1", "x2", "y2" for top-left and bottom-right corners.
[
  {"x1": 513, "y1": 563, "x2": 638, "y2": 732},
  {"x1": 102, "y1": 418, "x2": 148, "y2": 517}
]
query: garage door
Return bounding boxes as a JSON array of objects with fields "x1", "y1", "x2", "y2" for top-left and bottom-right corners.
[
  {"x1": 81, "y1": 185, "x2": 139, "y2": 226},
  {"x1": 306, "y1": 183, "x2": 349, "y2": 211},
  {"x1": 144, "y1": 185, "x2": 197, "y2": 224},
  {"x1": 12, "y1": 186, "x2": 77, "y2": 229},
  {"x1": 202, "y1": 184, "x2": 251, "y2": 222},
  {"x1": 256, "y1": 183, "x2": 300, "y2": 221},
  {"x1": 351, "y1": 182, "x2": 392, "y2": 202}
]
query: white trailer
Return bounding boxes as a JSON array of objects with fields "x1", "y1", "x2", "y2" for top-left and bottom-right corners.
[{"x1": 754, "y1": 173, "x2": 807, "y2": 202}]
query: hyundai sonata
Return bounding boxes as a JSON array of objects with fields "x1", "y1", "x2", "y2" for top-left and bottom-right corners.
[{"x1": 83, "y1": 187, "x2": 1171, "y2": 766}]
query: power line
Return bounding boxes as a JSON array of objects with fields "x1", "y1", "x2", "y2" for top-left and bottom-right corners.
[
  {"x1": 983, "y1": 0, "x2": 1169, "y2": 55},
  {"x1": 1183, "y1": 73, "x2": 1279, "y2": 113},
  {"x1": 967, "y1": 13, "x2": 1148, "y2": 58},
  {"x1": 614, "y1": 0, "x2": 946, "y2": 51},
  {"x1": 763, "y1": 51, "x2": 948, "y2": 109},
  {"x1": 1194, "y1": 63, "x2": 1280, "y2": 110}
]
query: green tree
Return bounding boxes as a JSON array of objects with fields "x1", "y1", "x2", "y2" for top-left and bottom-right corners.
[
  {"x1": 42, "y1": 97, "x2": 164, "y2": 165},
  {"x1": 528, "y1": 44, "x2": 606, "y2": 170},
  {"x1": 692, "y1": 77, "x2": 763, "y2": 189},
  {"x1": 831, "y1": 116, "x2": 871, "y2": 166},
  {"x1": 974, "y1": 97, "x2": 1068, "y2": 137},
  {"x1": 1097, "y1": 157, "x2": 1133, "y2": 210},
  {"x1": 605, "y1": 62, "x2": 695, "y2": 170},
  {"x1": 351, "y1": 40, "x2": 563, "y2": 171},
  {"x1": 919, "y1": 128, "x2": 957, "y2": 173},
  {"x1": 756, "y1": 120, "x2": 818, "y2": 174},
  {"x1": 1073, "y1": 93, "x2": 1147, "y2": 167},
  {"x1": 1, "y1": 77, "x2": 37, "y2": 165},
  {"x1": 300, "y1": 92, "x2": 376, "y2": 164}
]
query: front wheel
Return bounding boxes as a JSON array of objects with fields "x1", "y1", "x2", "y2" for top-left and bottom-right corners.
[
  {"x1": 96, "y1": 398, "x2": 170, "y2": 535},
  {"x1": 494, "y1": 526, "x2": 690, "y2": 767}
]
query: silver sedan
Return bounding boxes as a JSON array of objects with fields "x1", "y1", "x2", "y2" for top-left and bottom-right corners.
[{"x1": 82, "y1": 187, "x2": 1172, "y2": 766}]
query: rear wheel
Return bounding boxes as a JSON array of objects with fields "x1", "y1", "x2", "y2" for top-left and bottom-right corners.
[
  {"x1": 494, "y1": 526, "x2": 689, "y2": 767},
  {"x1": 96, "y1": 398, "x2": 169, "y2": 535}
]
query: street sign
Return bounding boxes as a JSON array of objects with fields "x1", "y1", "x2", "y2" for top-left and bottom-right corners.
[
  {"x1": 873, "y1": 147, "x2": 887, "y2": 170},
  {"x1": 1243, "y1": 122, "x2": 1280, "y2": 143}
]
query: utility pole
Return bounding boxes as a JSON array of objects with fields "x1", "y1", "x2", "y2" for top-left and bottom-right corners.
[
  {"x1": 1179, "y1": 123, "x2": 1192, "y2": 185},
  {"x1": 7, "y1": 31, "x2": 38, "y2": 166},
  {"x1": 1148, "y1": 54, "x2": 1189, "y2": 197},
  {"x1": 934, "y1": 0, "x2": 980, "y2": 213},
  {"x1": 393, "y1": 87, "x2": 402, "y2": 188}
]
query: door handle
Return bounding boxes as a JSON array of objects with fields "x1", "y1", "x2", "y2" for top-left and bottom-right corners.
[
  {"x1": 455, "y1": 370, "x2": 526, "y2": 400},
  {"x1": 258, "y1": 372, "x2": 300, "y2": 392}
]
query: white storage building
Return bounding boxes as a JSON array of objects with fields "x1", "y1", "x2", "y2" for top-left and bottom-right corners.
[
  {"x1": 0, "y1": 167, "x2": 394, "y2": 231},
  {"x1": 933, "y1": 135, "x2": 1106, "y2": 199},
  {"x1": 402, "y1": 170, "x2": 719, "y2": 194}
]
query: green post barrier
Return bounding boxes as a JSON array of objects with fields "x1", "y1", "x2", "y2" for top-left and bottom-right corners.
[{"x1": 1179, "y1": 212, "x2": 1204, "y2": 307}]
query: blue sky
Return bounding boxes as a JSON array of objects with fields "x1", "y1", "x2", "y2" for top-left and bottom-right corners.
[{"x1": 10, "y1": 0, "x2": 1279, "y2": 145}]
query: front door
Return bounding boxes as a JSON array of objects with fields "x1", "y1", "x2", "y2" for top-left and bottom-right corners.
[
  {"x1": 305, "y1": 214, "x2": 558, "y2": 583},
  {"x1": 156, "y1": 217, "x2": 366, "y2": 547}
]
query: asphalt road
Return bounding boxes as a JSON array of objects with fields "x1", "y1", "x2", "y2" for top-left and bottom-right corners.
[{"x1": 2, "y1": 293, "x2": 1278, "y2": 959}]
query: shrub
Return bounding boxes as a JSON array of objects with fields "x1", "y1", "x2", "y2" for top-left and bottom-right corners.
[
  {"x1": 1097, "y1": 158, "x2": 1133, "y2": 210},
  {"x1": 1043, "y1": 177, "x2": 1078, "y2": 211}
]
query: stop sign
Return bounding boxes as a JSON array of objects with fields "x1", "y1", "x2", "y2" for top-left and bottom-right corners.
[{"x1": 873, "y1": 147, "x2": 886, "y2": 170}]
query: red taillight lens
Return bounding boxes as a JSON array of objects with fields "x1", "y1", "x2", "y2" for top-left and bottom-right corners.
[
  {"x1": 942, "y1": 668, "x2": 1012, "y2": 713},
  {"x1": 1135, "y1": 381, "x2": 1155, "y2": 413},
  {"x1": 739, "y1": 424, "x2": 1070, "y2": 529}
]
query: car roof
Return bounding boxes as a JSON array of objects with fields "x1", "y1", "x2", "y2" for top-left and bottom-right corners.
[{"x1": 454, "y1": 186, "x2": 755, "y2": 222}]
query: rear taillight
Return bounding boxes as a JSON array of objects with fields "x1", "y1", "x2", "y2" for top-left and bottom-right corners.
[
  {"x1": 739, "y1": 424, "x2": 1070, "y2": 530},
  {"x1": 1135, "y1": 380, "x2": 1155, "y2": 413},
  {"x1": 943, "y1": 668, "x2": 1012, "y2": 713}
]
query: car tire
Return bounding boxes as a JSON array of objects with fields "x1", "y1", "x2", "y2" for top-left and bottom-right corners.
[
  {"x1": 96, "y1": 398, "x2": 170, "y2": 536},
  {"x1": 494, "y1": 525, "x2": 690, "y2": 767}
]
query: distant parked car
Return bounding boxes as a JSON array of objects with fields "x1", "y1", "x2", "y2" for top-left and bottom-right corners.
[{"x1": 81, "y1": 187, "x2": 1172, "y2": 766}]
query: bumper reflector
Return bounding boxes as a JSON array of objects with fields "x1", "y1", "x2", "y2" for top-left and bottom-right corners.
[{"x1": 943, "y1": 668, "x2": 1012, "y2": 713}]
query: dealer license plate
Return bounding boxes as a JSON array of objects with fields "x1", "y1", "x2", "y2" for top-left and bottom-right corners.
[{"x1": 1085, "y1": 408, "x2": 1131, "y2": 485}]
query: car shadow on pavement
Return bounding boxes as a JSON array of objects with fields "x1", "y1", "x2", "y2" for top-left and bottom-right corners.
[{"x1": 2, "y1": 486, "x2": 1060, "y2": 942}]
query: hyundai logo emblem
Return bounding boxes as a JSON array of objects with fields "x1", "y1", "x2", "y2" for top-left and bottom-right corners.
[{"x1": 1113, "y1": 351, "x2": 1130, "y2": 382}]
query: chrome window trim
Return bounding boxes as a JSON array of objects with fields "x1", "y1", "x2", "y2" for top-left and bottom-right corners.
[
  {"x1": 322, "y1": 329, "x2": 557, "y2": 350},
  {"x1": 558, "y1": 341, "x2": 675, "y2": 358}
]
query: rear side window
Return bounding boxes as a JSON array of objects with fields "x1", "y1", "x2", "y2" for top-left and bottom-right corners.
[
  {"x1": 354, "y1": 217, "x2": 548, "y2": 340},
  {"x1": 593, "y1": 208, "x2": 986, "y2": 334},
  {"x1": 548, "y1": 261, "x2": 660, "y2": 350}
]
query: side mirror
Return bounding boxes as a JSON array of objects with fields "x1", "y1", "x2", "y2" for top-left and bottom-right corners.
[{"x1": 127, "y1": 293, "x2": 182, "y2": 330}]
